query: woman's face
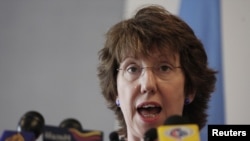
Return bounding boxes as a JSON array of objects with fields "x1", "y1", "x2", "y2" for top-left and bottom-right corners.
[{"x1": 116, "y1": 50, "x2": 190, "y2": 140}]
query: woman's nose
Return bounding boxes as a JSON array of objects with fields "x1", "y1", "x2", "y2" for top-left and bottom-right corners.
[{"x1": 139, "y1": 69, "x2": 157, "y2": 95}]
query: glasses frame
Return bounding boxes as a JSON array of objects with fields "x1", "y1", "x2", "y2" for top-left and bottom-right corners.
[{"x1": 117, "y1": 65, "x2": 182, "y2": 81}]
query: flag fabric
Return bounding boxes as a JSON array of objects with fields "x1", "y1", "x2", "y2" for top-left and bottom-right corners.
[{"x1": 179, "y1": 1, "x2": 225, "y2": 141}]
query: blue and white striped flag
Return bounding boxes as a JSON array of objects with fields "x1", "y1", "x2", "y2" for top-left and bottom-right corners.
[{"x1": 179, "y1": 1, "x2": 225, "y2": 141}]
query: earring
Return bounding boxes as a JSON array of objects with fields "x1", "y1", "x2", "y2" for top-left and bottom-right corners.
[
  {"x1": 116, "y1": 99, "x2": 120, "y2": 107},
  {"x1": 185, "y1": 98, "x2": 190, "y2": 105}
]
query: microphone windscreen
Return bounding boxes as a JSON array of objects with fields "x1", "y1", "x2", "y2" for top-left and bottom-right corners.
[
  {"x1": 164, "y1": 115, "x2": 190, "y2": 125},
  {"x1": 109, "y1": 131, "x2": 119, "y2": 141},
  {"x1": 144, "y1": 128, "x2": 157, "y2": 141},
  {"x1": 17, "y1": 111, "x2": 45, "y2": 139},
  {"x1": 59, "y1": 118, "x2": 84, "y2": 132}
]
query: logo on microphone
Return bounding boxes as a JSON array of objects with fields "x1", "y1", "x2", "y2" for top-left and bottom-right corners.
[
  {"x1": 166, "y1": 127, "x2": 192, "y2": 139},
  {"x1": 158, "y1": 124, "x2": 200, "y2": 141}
]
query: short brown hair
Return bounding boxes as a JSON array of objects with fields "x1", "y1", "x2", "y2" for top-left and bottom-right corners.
[{"x1": 97, "y1": 5, "x2": 217, "y2": 136}]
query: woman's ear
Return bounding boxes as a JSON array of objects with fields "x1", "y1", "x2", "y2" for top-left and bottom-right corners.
[
  {"x1": 115, "y1": 97, "x2": 120, "y2": 107},
  {"x1": 185, "y1": 91, "x2": 196, "y2": 105}
]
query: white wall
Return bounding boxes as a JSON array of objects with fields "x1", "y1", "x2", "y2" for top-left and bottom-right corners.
[
  {"x1": 221, "y1": 0, "x2": 250, "y2": 124},
  {"x1": 0, "y1": 1, "x2": 124, "y2": 141}
]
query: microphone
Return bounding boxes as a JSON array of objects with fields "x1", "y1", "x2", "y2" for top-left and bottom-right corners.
[
  {"x1": 17, "y1": 111, "x2": 45, "y2": 139},
  {"x1": 163, "y1": 115, "x2": 190, "y2": 125},
  {"x1": 109, "y1": 131, "x2": 119, "y2": 141},
  {"x1": 59, "y1": 118, "x2": 84, "y2": 132},
  {"x1": 144, "y1": 115, "x2": 200, "y2": 141},
  {"x1": 158, "y1": 115, "x2": 200, "y2": 141},
  {"x1": 144, "y1": 128, "x2": 157, "y2": 141},
  {"x1": 0, "y1": 111, "x2": 45, "y2": 141},
  {"x1": 43, "y1": 118, "x2": 103, "y2": 141}
]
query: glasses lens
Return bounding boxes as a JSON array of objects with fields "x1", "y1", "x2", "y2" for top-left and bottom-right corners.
[{"x1": 121, "y1": 65, "x2": 180, "y2": 81}]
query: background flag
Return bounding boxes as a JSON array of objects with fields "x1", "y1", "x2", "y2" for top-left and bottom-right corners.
[{"x1": 179, "y1": 1, "x2": 225, "y2": 141}]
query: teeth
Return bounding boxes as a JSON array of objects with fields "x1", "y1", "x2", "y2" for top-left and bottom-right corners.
[
  {"x1": 142, "y1": 114, "x2": 156, "y2": 118},
  {"x1": 137, "y1": 103, "x2": 161, "y2": 118},
  {"x1": 142, "y1": 104, "x2": 157, "y2": 108}
]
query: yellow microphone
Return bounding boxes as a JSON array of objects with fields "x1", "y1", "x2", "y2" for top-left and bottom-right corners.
[{"x1": 157, "y1": 115, "x2": 200, "y2": 141}]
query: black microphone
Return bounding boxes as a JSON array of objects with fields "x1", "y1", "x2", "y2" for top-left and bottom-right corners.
[
  {"x1": 163, "y1": 115, "x2": 190, "y2": 125},
  {"x1": 0, "y1": 111, "x2": 45, "y2": 141},
  {"x1": 109, "y1": 131, "x2": 119, "y2": 141},
  {"x1": 144, "y1": 128, "x2": 157, "y2": 141},
  {"x1": 17, "y1": 111, "x2": 45, "y2": 139},
  {"x1": 59, "y1": 118, "x2": 84, "y2": 132}
]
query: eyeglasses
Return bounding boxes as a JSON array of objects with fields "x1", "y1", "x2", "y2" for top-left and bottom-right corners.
[{"x1": 117, "y1": 63, "x2": 181, "y2": 81}]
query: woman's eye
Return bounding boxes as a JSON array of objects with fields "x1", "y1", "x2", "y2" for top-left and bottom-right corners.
[
  {"x1": 159, "y1": 64, "x2": 172, "y2": 72},
  {"x1": 126, "y1": 65, "x2": 140, "y2": 73}
]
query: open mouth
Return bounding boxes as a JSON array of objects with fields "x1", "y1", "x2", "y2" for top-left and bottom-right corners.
[{"x1": 137, "y1": 103, "x2": 162, "y2": 118}]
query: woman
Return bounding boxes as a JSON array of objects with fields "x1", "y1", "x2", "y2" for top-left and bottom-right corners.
[{"x1": 97, "y1": 5, "x2": 216, "y2": 141}]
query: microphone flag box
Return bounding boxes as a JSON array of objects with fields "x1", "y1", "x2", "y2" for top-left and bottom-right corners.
[
  {"x1": 157, "y1": 124, "x2": 200, "y2": 141},
  {"x1": 43, "y1": 125, "x2": 103, "y2": 141},
  {"x1": 0, "y1": 130, "x2": 35, "y2": 141}
]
